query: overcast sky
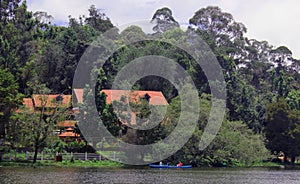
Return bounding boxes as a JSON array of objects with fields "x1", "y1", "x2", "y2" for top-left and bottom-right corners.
[{"x1": 27, "y1": 0, "x2": 300, "y2": 59}]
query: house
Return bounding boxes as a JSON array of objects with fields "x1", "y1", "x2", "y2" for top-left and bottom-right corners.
[
  {"x1": 22, "y1": 98, "x2": 34, "y2": 111},
  {"x1": 73, "y1": 89, "x2": 169, "y2": 126},
  {"x1": 56, "y1": 120, "x2": 77, "y2": 134},
  {"x1": 19, "y1": 94, "x2": 80, "y2": 142},
  {"x1": 57, "y1": 120, "x2": 77, "y2": 128},
  {"x1": 73, "y1": 88, "x2": 168, "y2": 106},
  {"x1": 58, "y1": 128, "x2": 81, "y2": 143},
  {"x1": 32, "y1": 94, "x2": 72, "y2": 111},
  {"x1": 16, "y1": 98, "x2": 34, "y2": 113},
  {"x1": 100, "y1": 90, "x2": 168, "y2": 106}
]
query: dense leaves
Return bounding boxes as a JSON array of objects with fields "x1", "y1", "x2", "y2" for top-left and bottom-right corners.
[
  {"x1": 265, "y1": 99, "x2": 300, "y2": 163},
  {"x1": 1, "y1": 1, "x2": 300, "y2": 165},
  {"x1": 0, "y1": 69, "x2": 22, "y2": 138}
]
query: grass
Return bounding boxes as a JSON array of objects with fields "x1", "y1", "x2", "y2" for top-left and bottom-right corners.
[
  {"x1": 1, "y1": 159, "x2": 286, "y2": 168},
  {"x1": 250, "y1": 161, "x2": 283, "y2": 167}
]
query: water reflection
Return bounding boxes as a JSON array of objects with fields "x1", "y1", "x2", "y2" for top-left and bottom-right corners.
[{"x1": 0, "y1": 167, "x2": 300, "y2": 184}]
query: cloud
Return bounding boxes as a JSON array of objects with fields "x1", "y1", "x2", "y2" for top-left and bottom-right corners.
[
  {"x1": 27, "y1": 0, "x2": 300, "y2": 58},
  {"x1": 232, "y1": 0, "x2": 300, "y2": 57},
  {"x1": 27, "y1": 0, "x2": 94, "y2": 22}
]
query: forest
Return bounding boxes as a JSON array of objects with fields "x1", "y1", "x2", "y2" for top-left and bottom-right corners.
[{"x1": 0, "y1": 0, "x2": 300, "y2": 166}]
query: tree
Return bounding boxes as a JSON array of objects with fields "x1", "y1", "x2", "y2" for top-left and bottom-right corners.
[
  {"x1": 270, "y1": 46, "x2": 293, "y2": 65},
  {"x1": 0, "y1": 69, "x2": 22, "y2": 139},
  {"x1": 33, "y1": 11, "x2": 53, "y2": 25},
  {"x1": 76, "y1": 85, "x2": 102, "y2": 149},
  {"x1": 0, "y1": 0, "x2": 22, "y2": 24},
  {"x1": 286, "y1": 90, "x2": 300, "y2": 110},
  {"x1": 120, "y1": 25, "x2": 146, "y2": 43},
  {"x1": 203, "y1": 120, "x2": 269, "y2": 166},
  {"x1": 151, "y1": 7, "x2": 179, "y2": 34},
  {"x1": 189, "y1": 6, "x2": 246, "y2": 46},
  {"x1": 265, "y1": 98, "x2": 300, "y2": 163},
  {"x1": 10, "y1": 85, "x2": 68, "y2": 163},
  {"x1": 85, "y1": 5, "x2": 113, "y2": 33},
  {"x1": 166, "y1": 93, "x2": 269, "y2": 166}
]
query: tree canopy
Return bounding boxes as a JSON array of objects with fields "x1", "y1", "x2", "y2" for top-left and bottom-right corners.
[{"x1": 1, "y1": 1, "x2": 300, "y2": 165}]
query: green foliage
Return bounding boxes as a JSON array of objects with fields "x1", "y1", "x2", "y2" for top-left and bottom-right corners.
[
  {"x1": 120, "y1": 25, "x2": 147, "y2": 43},
  {"x1": 1, "y1": 2, "x2": 300, "y2": 167},
  {"x1": 286, "y1": 90, "x2": 300, "y2": 110},
  {"x1": 77, "y1": 85, "x2": 103, "y2": 147},
  {"x1": 166, "y1": 94, "x2": 269, "y2": 166},
  {"x1": 8, "y1": 84, "x2": 68, "y2": 163},
  {"x1": 205, "y1": 121, "x2": 269, "y2": 166},
  {"x1": 0, "y1": 69, "x2": 23, "y2": 138},
  {"x1": 53, "y1": 139, "x2": 67, "y2": 153},
  {"x1": 151, "y1": 7, "x2": 179, "y2": 34},
  {"x1": 265, "y1": 98, "x2": 300, "y2": 163},
  {"x1": 85, "y1": 5, "x2": 113, "y2": 33}
]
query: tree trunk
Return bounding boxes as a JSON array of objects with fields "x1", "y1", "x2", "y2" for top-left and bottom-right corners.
[
  {"x1": 291, "y1": 156, "x2": 296, "y2": 164},
  {"x1": 0, "y1": 115, "x2": 8, "y2": 139},
  {"x1": 33, "y1": 144, "x2": 39, "y2": 163},
  {"x1": 284, "y1": 155, "x2": 288, "y2": 164},
  {"x1": 0, "y1": 123, "x2": 5, "y2": 139}
]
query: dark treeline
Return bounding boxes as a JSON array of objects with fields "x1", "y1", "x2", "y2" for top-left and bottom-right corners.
[{"x1": 0, "y1": 1, "x2": 300, "y2": 166}]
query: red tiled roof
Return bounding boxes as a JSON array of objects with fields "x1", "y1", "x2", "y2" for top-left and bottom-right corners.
[
  {"x1": 100, "y1": 90, "x2": 168, "y2": 106},
  {"x1": 16, "y1": 98, "x2": 34, "y2": 113},
  {"x1": 33, "y1": 94, "x2": 72, "y2": 108},
  {"x1": 57, "y1": 120, "x2": 76, "y2": 127},
  {"x1": 23, "y1": 98, "x2": 34, "y2": 110},
  {"x1": 66, "y1": 127, "x2": 74, "y2": 131},
  {"x1": 58, "y1": 132, "x2": 80, "y2": 137}
]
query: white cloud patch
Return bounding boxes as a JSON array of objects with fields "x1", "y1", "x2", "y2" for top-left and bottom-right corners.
[
  {"x1": 235, "y1": 0, "x2": 300, "y2": 58},
  {"x1": 27, "y1": 0, "x2": 300, "y2": 58}
]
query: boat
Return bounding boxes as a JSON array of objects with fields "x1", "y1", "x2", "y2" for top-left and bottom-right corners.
[{"x1": 149, "y1": 164, "x2": 192, "y2": 168}]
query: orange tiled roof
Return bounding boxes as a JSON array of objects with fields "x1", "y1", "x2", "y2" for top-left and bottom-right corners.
[
  {"x1": 57, "y1": 120, "x2": 76, "y2": 127},
  {"x1": 100, "y1": 90, "x2": 168, "y2": 106},
  {"x1": 58, "y1": 132, "x2": 80, "y2": 137},
  {"x1": 33, "y1": 94, "x2": 72, "y2": 108},
  {"x1": 23, "y1": 98, "x2": 34, "y2": 110},
  {"x1": 66, "y1": 127, "x2": 74, "y2": 131},
  {"x1": 16, "y1": 98, "x2": 34, "y2": 112}
]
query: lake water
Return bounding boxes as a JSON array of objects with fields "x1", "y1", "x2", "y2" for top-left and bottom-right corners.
[{"x1": 0, "y1": 166, "x2": 300, "y2": 184}]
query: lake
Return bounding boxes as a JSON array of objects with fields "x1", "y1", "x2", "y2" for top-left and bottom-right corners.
[{"x1": 0, "y1": 166, "x2": 300, "y2": 184}]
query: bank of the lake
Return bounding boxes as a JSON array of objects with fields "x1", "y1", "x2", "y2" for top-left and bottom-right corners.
[{"x1": 0, "y1": 159, "x2": 291, "y2": 169}]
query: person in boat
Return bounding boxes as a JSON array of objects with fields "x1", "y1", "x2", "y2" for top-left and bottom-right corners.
[
  {"x1": 159, "y1": 161, "x2": 163, "y2": 166},
  {"x1": 177, "y1": 161, "x2": 183, "y2": 166}
]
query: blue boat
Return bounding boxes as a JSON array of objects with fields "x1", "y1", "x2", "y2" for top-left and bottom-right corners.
[{"x1": 149, "y1": 164, "x2": 192, "y2": 169}]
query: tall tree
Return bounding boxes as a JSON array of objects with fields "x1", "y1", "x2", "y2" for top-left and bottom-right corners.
[
  {"x1": 189, "y1": 6, "x2": 246, "y2": 44},
  {"x1": 120, "y1": 25, "x2": 146, "y2": 43},
  {"x1": 85, "y1": 5, "x2": 113, "y2": 33},
  {"x1": 265, "y1": 98, "x2": 300, "y2": 163},
  {"x1": 0, "y1": 69, "x2": 22, "y2": 139},
  {"x1": 151, "y1": 7, "x2": 179, "y2": 34},
  {"x1": 11, "y1": 85, "x2": 68, "y2": 163},
  {"x1": 0, "y1": 0, "x2": 22, "y2": 23}
]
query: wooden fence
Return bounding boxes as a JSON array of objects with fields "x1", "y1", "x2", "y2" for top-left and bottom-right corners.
[{"x1": 1, "y1": 150, "x2": 121, "y2": 162}]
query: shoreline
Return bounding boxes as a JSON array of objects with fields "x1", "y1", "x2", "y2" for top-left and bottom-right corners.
[
  {"x1": 0, "y1": 160, "x2": 293, "y2": 169},
  {"x1": 0, "y1": 160, "x2": 125, "y2": 168}
]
